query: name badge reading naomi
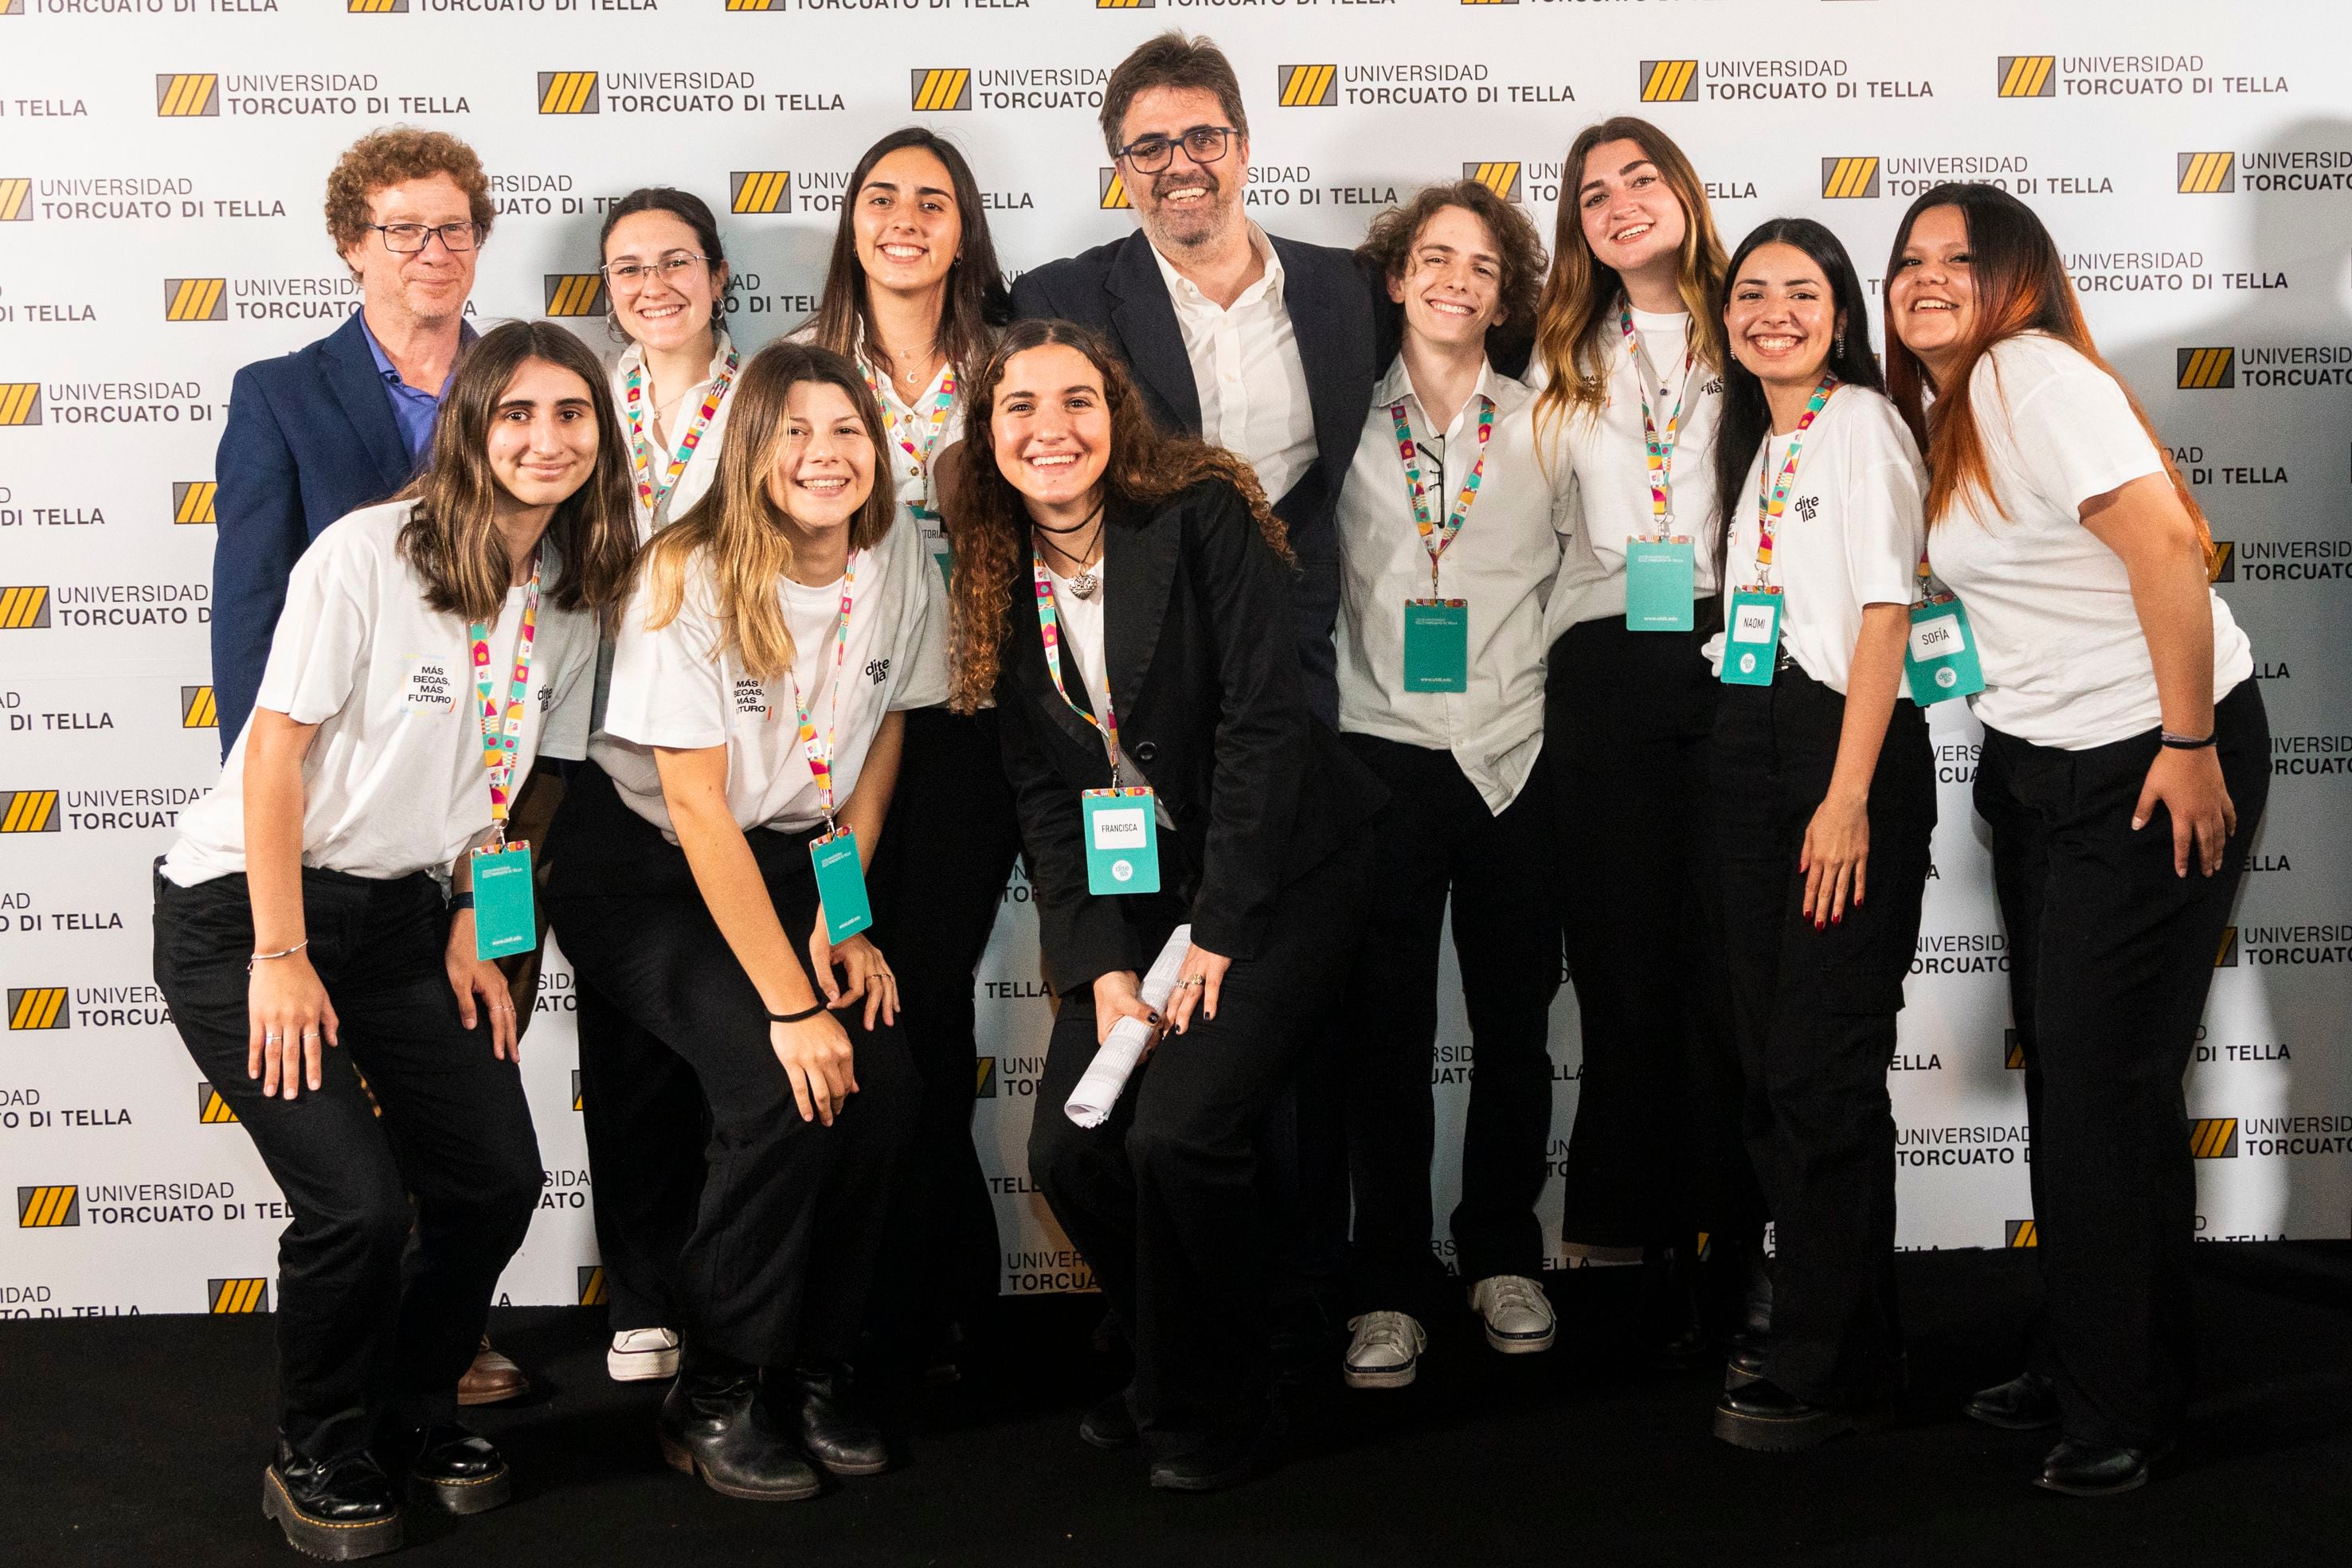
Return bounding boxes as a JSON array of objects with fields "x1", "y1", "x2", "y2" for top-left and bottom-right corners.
[
  {"x1": 1402, "y1": 599, "x2": 1470, "y2": 693},
  {"x1": 469, "y1": 841, "x2": 537, "y2": 960},
  {"x1": 1625, "y1": 538, "x2": 1696, "y2": 632},
  {"x1": 1904, "y1": 599, "x2": 1986, "y2": 705},
  {"x1": 809, "y1": 829, "x2": 874, "y2": 944},
  {"x1": 1720, "y1": 591, "x2": 1783, "y2": 687},
  {"x1": 1083, "y1": 787, "x2": 1160, "y2": 896}
]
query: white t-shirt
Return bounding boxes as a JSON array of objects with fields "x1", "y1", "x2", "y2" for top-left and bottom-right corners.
[
  {"x1": 1703, "y1": 387, "x2": 1927, "y2": 697},
  {"x1": 1043, "y1": 558, "x2": 1112, "y2": 729},
  {"x1": 1532, "y1": 306, "x2": 1730, "y2": 635},
  {"x1": 163, "y1": 500, "x2": 597, "y2": 887},
  {"x1": 609, "y1": 330, "x2": 738, "y2": 538},
  {"x1": 593, "y1": 515, "x2": 948, "y2": 839},
  {"x1": 1924, "y1": 333, "x2": 2253, "y2": 750}
]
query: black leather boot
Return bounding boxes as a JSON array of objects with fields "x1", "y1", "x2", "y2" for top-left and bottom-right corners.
[
  {"x1": 1724, "y1": 1246, "x2": 1773, "y2": 1389},
  {"x1": 2034, "y1": 1436, "x2": 2168, "y2": 1496},
  {"x1": 657, "y1": 1371, "x2": 822, "y2": 1501},
  {"x1": 393, "y1": 1423, "x2": 512, "y2": 1515},
  {"x1": 1964, "y1": 1370, "x2": 2062, "y2": 1431},
  {"x1": 261, "y1": 1441, "x2": 404, "y2": 1560},
  {"x1": 788, "y1": 1357, "x2": 891, "y2": 1476},
  {"x1": 1712, "y1": 1378, "x2": 1895, "y2": 1453}
]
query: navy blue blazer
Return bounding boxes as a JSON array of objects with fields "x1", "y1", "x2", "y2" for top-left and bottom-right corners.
[
  {"x1": 1011, "y1": 229, "x2": 1391, "y2": 726},
  {"x1": 209, "y1": 311, "x2": 421, "y2": 756}
]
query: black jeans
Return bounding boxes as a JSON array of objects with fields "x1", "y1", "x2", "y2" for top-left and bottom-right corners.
[
  {"x1": 152, "y1": 864, "x2": 541, "y2": 1463},
  {"x1": 1340, "y1": 734, "x2": 1562, "y2": 1311},
  {"x1": 1978, "y1": 679, "x2": 2269, "y2": 1449},
  {"x1": 1028, "y1": 835, "x2": 1373, "y2": 1457},
  {"x1": 545, "y1": 764, "x2": 918, "y2": 1374},
  {"x1": 1546, "y1": 606, "x2": 1760, "y2": 1256},
  {"x1": 865, "y1": 706, "x2": 1025, "y2": 1338},
  {"x1": 1712, "y1": 667, "x2": 1935, "y2": 1404}
]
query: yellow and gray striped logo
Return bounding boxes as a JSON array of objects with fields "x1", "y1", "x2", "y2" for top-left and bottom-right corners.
[
  {"x1": 2004, "y1": 1029, "x2": 2025, "y2": 1070},
  {"x1": 165, "y1": 278, "x2": 227, "y2": 323},
  {"x1": 537, "y1": 72, "x2": 598, "y2": 115},
  {"x1": 0, "y1": 179, "x2": 28, "y2": 222},
  {"x1": 572, "y1": 1069, "x2": 584, "y2": 1112},
  {"x1": 543, "y1": 275, "x2": 607, "y2": 318},
  {"x1": 174, "y1": 481, "x2": 217, "y2": 525},
  {"x1": 8, "y1": 987, "x2": 68, "y2": 1030},
  {"x1": 2178, "y1": 347, "x2": 2235, "y2": 390},
  {"x1": 2208, "y1": 539, "x2": 2235, "y2": 585},
  {"x1": 1997, "y1": 56, "x2": 2056, "y2": 98},
  {"x1": 1, "y1": 791, "x2": 61, "y2": 832},
  {"x1": 1639, "y1": 61, "x2": 1698, "y2": 103},
  {"x1": 2178, "y1": 151, "x2": 2235, "y2": 194},
  {"x1": 209, "y1": 1277, "x2": 269, "y2": 1313},
  {"x1": 1277, "y1": 65, "x2": 1337, "y2": 108},
  {"x1": 181, "y1": 686, "x2": 217, "y2": 729},
  {"x1": 1460, "y1": 0, "x2": 1516, "y2": 6},
  {"x1": 0, "y1": 384, "x2": 41, "y2": 425},
  {"x1": 157, "y1": 74, "x2": 219, "y2": 117},
  {"x1": 1098, "y1": 169, "x2": 1131, "y2": 210},
  {"x1": 724, "y1": 0, "x2": 781, "y2": 10},
  {"x1": 18, "y1": 1186, "x2": 79, "y2": 1228},
  {"x1": 2005, "y1": 1219, "x2": 2039, "y2": 1248},
  {"x1": 730, "y1": 170, "x2": 792, "y2": 215},
  {"x1": 1, "y1": 586, "x2": 50, "y2": 629},
  {"x1": 1098, "y1": 0, "x2": 1152, "y2": 7},
  {"x1": 1822, "y1": 158, "x2": 1880, "y2": 200},
  {"x1": 1464, "y1": 162, "x2": 1522, "y2": 201},
  {"x1": 975, "y1": 1056, "x2": 997, "y2": 1099},
  {"x1": 2190, "y1": 1117, "x2": 2239, "y2": 1159},
  {"x1": 2215, "y1": 925, "x2": 2238, "y2": 967},
  {"x1": 349, "y1": 0, "x2": 407, "y2": 10},
  {"x1": 578, "y1": 1265, "x2": 607, "y2": 1306},
  {"x1": 1, "y1": 1, "x2": 20, "y2": 14},
  {"x1": 910, "y1": 68, "x2": 971, "y2": 111},
  {"x1": 198, "y1": 1082, "x2": 240, "y2": 1124}
]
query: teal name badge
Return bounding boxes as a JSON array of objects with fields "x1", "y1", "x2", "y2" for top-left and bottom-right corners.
[
  {"x1": 1626, "y1": 538, "x2": 1696, "y2": 632},
  {"x1": 1904, "y1": 597, "x2": 1986, "y2": 706},
  {"x1": 469, "y1": 842, "x2": 537, "y2": 961},
  {"x1": 1402, "y1": 599, "x2": 1470, "y2": 693},
  {"x1": 1720, "y1": 590, "x2": 1783, "y2": 686},
  {"x1": 809, "y1": 829, "x2": 874, "y2": 943},
  {"x1": 911, "y1": 502, "x2": 951, "y2": 586},
  {"x1": 1083, "y1": 788, "x2": 1160, "y2": 896}
]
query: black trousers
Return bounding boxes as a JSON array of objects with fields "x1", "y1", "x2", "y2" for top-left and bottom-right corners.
[
  {"x1": 152, "y1": 865, "x2": 541, "y2": 1463},
  {"x1": 1546, "y1": 604, "x2": 1760, "y2": 1255},
  {"x1": 1340, "y1": 734, "x2": 1562, "y2": 1310},
  {"x1": 544, "y1": 764, "x2": 918, "y2": 1373},
  {"x1": 1028, "y1": 835, "x2": 1373, "y2": 1456},
  {"x1": 865, "y1": 706, "x2": 1025, "y2": 1336},
  {"x1": 1978, "y1": 680, "x2": 2269, "y2": 1449},
  {"x1": 1712, "y1": 667, "x2": 1935, "y2": 1404}
]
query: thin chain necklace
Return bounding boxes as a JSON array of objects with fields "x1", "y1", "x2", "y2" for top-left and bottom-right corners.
[{"x1": 1034, "y1": 500, "x2": 1107, "y2": 599}]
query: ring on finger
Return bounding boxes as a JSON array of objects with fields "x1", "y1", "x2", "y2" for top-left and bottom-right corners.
[{"x1": 265, "y1": 1031, "x2": 283, "y2": 1045}]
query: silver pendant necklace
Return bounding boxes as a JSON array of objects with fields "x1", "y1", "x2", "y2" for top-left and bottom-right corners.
[{"x1": 1036, "y1": 502, "x2": 1107, "y2": 598}]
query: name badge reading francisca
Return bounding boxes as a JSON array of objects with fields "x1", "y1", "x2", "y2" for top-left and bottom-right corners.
[
  {"x1": 1626, "y1": 538, "x2": 1696, "y2": 632},
  {"x1": 1083, "y1": 787, "x2": 1160, "y2": 896},
  {"x1": 1720, "y1": 591, "x2": 1783, "y2": 686},
  {"x1": 1402, "y1": 599, "x2": 1470, "y2": 693},
  {"x1": 1904, "y1": 598, "x2": 1986, "y2": 705}
]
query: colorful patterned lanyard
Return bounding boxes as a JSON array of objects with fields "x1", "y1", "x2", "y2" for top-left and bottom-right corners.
[
  {"x1": 624, "y1": 345, "x2": 739, "y2": 513},
  {"x1": 1031, "y1": 554, "x2": 1125, "y2": 785},
  {"x1": 1619, "y1": 302, "x2": 1697, "y2": 538},
  {"x1": 1749, "y1": 373, "x2": 1839, "y2": 588},
  {"x1": 1388, "y1": 393, "x2": 1496, "y2": 597},
  {"x1": 781, "y1": 551, "x2": 860, "y2": 831},
  {"x1": 867, "y1": 364, "x2": 959, "y2": 516},
  {"x1": 468, "y1": 552, "x2": 542, "y2": 839}
]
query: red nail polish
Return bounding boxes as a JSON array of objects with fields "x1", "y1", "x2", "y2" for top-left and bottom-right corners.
[
  {"x1": 1815, "y1": 918, "x2": 1826, "y2": 931},
  {"x1": 1833, "y1": 913, "x2": 1842, "y2": 925}
]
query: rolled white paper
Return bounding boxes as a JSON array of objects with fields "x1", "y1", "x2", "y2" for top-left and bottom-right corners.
[{"x1": 1063, "y1": 924, "x2": 1193, "y2": 1128}]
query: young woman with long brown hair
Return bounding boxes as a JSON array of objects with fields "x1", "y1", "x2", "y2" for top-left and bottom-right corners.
[
  {"x1": 542, "y1": 342, "x2": 942, "y2": 1503},
  {"x1": 153, "y1": 321, "x2": 639, "y2": 1559},
  {"x1": 949, "y1": 319, "x2": 1383, "y2": 1492},
  {"x1": 1885, "y1": 183, "x2": 2264, "y2": 1497},
  {"x1": 1528, "y1": 115, "x2": 1762, "y2": 1361}
]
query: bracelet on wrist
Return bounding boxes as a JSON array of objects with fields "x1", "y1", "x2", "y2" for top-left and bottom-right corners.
[
  {"x1": 248, "y1": 939, "x2": 310, "y2": 974},
  {"x1": 2160, "y1": 729, "x2": 2218, "y2": 750},
  {"x1": 767, "y1": 1003, "x2": 825, "y2": 1025},
  {"x1": 449, "y1": 891, "x2": 476, "y2": 911}
]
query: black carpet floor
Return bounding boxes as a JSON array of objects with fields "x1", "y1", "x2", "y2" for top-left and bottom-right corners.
[{"x1": 7, "y1": 1245, "x2": 2352, "y2": 1568}]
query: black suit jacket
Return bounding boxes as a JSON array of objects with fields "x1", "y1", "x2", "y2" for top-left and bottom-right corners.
[
  {"x1": 1010, "y1": 229, "x2": 1391, "y2": 728},
  {"x1": 995, "y1": 479, "x2": 1385, "y2": 993}
]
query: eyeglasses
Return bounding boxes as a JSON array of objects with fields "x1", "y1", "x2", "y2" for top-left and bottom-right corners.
[
  {"x1": 1113, "y1": 125, "x2": 1240, "y2": 174},
  {"x1": 370, "y1": 221, "x2": 482, "y2": 255},
  {"x1": 601, "y1": 253, "x2": 714, "y2": 289}
]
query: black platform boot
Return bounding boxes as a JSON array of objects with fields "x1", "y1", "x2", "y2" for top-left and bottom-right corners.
[{"x1": 261, "y1": 1441, "x2": 404, "y2": 1560}]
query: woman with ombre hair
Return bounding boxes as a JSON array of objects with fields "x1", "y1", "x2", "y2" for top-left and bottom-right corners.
[
  {"x1": 1527, "y1": 115, "x2": 1763, "y2": 1364},
  {"x1": 1884, "y1": 182, "x2": 2264, "y2": 1498}
]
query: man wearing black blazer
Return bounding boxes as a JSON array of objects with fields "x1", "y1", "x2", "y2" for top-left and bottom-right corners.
[
  {"x1": 210, "y1": 129, "x2": 487, "y2": 757},
  {"x1": 1012, "y1": 31, "x2": 1387, "y2": 727}
]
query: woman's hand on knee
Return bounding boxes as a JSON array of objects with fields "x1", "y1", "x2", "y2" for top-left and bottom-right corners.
[
  {"x1": 247, "y1": 954, "x2": 338, "y2": 1101},
  {"x1": 771, "y1": 1013, "x2": 859, "y2": 1126}
]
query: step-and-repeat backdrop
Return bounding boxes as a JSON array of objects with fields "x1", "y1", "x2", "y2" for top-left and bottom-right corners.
[{"x1": 2, "y1": 0, "x2": 2347, "y2": 1318}]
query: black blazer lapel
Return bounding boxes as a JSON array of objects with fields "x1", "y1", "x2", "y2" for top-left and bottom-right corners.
[
  {"x1": 1104, "y1": 233, "x2": 1203, "y2": 436},
  {"x1": 317, "y1": 313, "x2": 421, "y2": 496},
  {"x1": 1103, "y1": 497, "x2": 1180, "y2": 744},
  {"x1": 1270, "y1": 237, "x2": 1360, "y2": 503}
]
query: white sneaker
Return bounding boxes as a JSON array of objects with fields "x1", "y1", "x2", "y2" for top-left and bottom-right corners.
[
  {"x1": 608, "y1": 1327, "x2": 681, "y2": 1382},
  {"x1": 1469, "y1": 1275, "x2": 1556, "y2": 1355},
  {"x1": 1343, "y1": 1311, "x2": 1427, "y2": 1389}
]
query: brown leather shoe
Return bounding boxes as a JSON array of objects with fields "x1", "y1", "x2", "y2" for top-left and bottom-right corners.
[{"x1": 456, "y1": 1337, "x2": 530, "y2": 1407}]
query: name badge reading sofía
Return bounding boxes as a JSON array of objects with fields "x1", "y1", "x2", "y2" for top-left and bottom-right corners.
[
  {"x1": 1402, "y1": 599, "x2": 1470, "y2": 693},
  {"x1": 809, "y1": 828, "x2": 874, "y2": 944},
  {"x1": 1904, "y1": 597, "x2": 1986, "y2": 705},
  {"x1": 1720, "y1": 591, "x2": 1783, "y2": 686},
  {"x1": 469, "y1": 841, "x2": 537, "y2": 960},
  {"x1": 1083, "y1": 787, "x2": 1161, "y2": 896},
  {"x1": 1625, "y1": 537, "x2": 1696, "y2": 632}
]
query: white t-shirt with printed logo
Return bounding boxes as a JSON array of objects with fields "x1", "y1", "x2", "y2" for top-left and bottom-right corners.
[
  {"x1": 162, "y1": 500, "x2": 598, "y2": 887},
  {"x1": 593, "y1": 514, "x2": 948, "y2": 839},
  {"x1": 1924, "y1": 333, "x2": 2253, "y2": 750}
]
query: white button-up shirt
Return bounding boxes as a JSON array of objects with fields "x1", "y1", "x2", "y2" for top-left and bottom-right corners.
[
  {"x1": 1151, "y1": 224, "x2": 1318, "y2": 507},
  {"x1": 1334, "y1": 357, "x2": 1575, "y2": 814}
]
